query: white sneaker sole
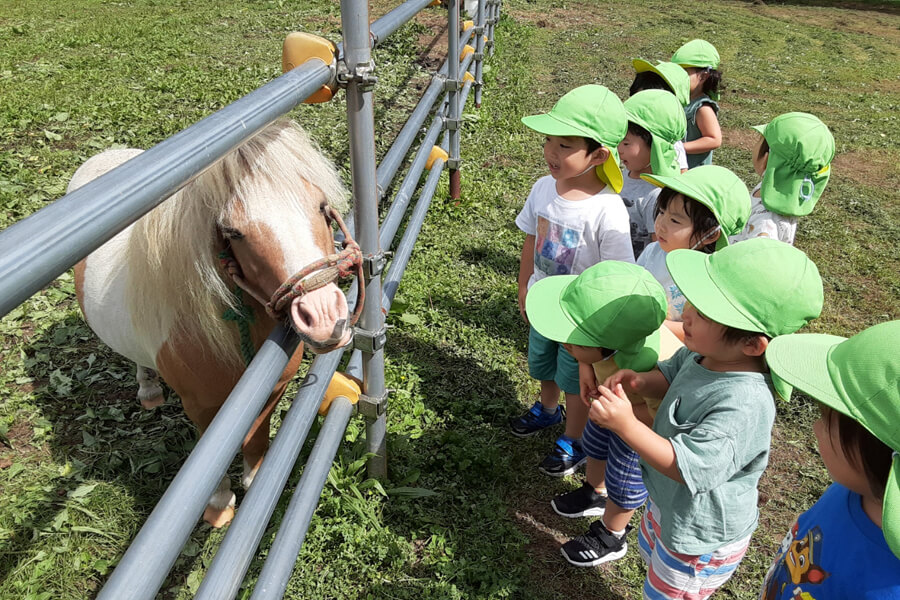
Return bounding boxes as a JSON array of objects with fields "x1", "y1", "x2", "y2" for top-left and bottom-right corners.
[
  {"x1": 550, "y1": 499, "x2": 605, "y2": 518},
  {"x1": 560, "y1": 542, "x2": 627, "y2": 567}
]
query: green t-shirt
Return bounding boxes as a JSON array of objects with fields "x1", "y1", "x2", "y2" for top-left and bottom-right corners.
[{"x1": 641, "y1": 347, "x2": 775, "y2": 554}]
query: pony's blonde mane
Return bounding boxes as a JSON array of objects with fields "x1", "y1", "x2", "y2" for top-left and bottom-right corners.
[{"x1": 126, "y1": 119, "x2": 349, "y2": 367}]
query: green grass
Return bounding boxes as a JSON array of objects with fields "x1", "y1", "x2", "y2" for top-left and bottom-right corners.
[{"x1": 1, "y1": 0, "x2": 899, "y2": 598}]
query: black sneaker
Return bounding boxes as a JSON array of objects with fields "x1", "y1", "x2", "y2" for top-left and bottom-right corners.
[
  {"x1": 560, "y1": 521, "x2": 631, "y2": 567},
  {"x1": 510, "y1": 401, "x2": 565, "y2": 438},
  {"x1": 551, "y1": 482, "x2": 607, "y2": 518},
  {"x1": 538, "y1": 435, "x2": 586, "y2": 477}
]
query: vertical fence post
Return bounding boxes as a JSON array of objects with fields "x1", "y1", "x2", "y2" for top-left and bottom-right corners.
[
  {"x1": 341, "y1": 0, "x2": 388, "y2": 478},
  {"x1": 486, "y1": 0, "x2": 497, "y2": 56},
  {"x1": 447, "y1": 0, "x2": 462, "y2": 199},
  {"x1": 474, "y1": 0, "x2": 486, "y2": 108}
]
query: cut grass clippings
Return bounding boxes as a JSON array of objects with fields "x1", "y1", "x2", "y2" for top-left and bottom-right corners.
[{"x1": 1, "y1": 0, "x2": 898, "y2": 598}]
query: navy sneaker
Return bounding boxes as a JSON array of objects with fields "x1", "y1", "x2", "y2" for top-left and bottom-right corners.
[
  {"x1": 538, "y1": 435, "x2": 586, "y2": 477},
  {"x1": 561, "y1": 521, "x2": 631, "y2": 567},
  {"x1": 510, "y1": 401, "x2": 564, "y2": 438},
  {"x1": 551, "y1": 482, "x2": 607, "y2": 518}
]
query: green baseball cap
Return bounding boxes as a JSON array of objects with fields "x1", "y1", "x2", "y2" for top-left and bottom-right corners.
[
  {"x1": 641, "y1": 165, "x2": 751, "y2": 250},
  {"x1": 765, "y1": 320, "x2": 900, "y2": 559},
  {"x1": 624, "y1": 90, "x2": 688, "y2": 178},
  {"x1": 753, "y1": 112, "x2": 835, "y2": 217},
  {"x1": 666, "y1": 237, "x2": 823, "y2": 338},
  {"x1": 671, "y1": 39, "x2": 720, "y2": 70},
  {"x1": 521, "y1": 84, "x2": 628, "y2": 193},
  {"x1": 632, "y1": 59, "x2": 691, "y2": 106},
  {"x1": 525, "y1": 261, "x2": 667, "y2": 370}
]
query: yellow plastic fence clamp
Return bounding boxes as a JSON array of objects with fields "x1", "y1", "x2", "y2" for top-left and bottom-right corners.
[
  {"x1": 428, "y1": 0, "x2": 441, "y2": 6},
  {"x1": 460, "y1": 44, "x2": 475, "y2": 60},
  {"x1": 462, "y1": 20, "x2": 474, "y2": 31},
  {"x1": 319, "y1": 371, "x2": 362, "y2": 417},
  {"x1": 463, "y1": 72, "x2": 476, "y2": 84},
  {"x1": 426, "y1": 146, "x2": 449, "y2": 170},
  {"x1": 282, "y1": 32, "x2": 338, "y2": 104}
]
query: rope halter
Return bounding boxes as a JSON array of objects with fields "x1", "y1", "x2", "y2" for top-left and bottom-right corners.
[{"x1": 219, "y1": 205, "x2": 364, "y2": 327}]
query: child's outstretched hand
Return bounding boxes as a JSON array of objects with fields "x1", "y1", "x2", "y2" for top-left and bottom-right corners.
[
  {"x1": 589, "y1": 383, "x2": 636, "y2": 433},
  {"x1": 603, "y1": 369, "x2": 645, "y2": 395}
]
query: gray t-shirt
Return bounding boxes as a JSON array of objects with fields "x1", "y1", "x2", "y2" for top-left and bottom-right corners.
[
  {"x1": 642, "y1": 347, "x2": 775, "y2": 554},
  {"x1": 620, "y1": 170, "x2": 661, "y2": 259}
]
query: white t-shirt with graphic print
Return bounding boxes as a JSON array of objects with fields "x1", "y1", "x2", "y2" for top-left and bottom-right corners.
[{"x1": 516, "y1": 175, "x2": 634, "y2": 289}]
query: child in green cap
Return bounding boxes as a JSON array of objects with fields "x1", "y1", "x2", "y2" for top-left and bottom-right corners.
[
  {"x1": 629, "y1": 59, "x2": 691, "y2": 172},
  {"x1": 638, "y1": 165, "x2": 750, "y2": 341},
  {"x1": 760, "y1": 320, "x2": 900, "y2": 598},
  {"x1": 525, "y1": 260, "x2": 678, "y2": 567},
  {"x1": 591, "y1": 238, "x2": 824, "y2": 597},
  {"x1": 512, "y1": 84, "x2": 634, "y2": 477},
  {"x1": 672, "y1": 39, "x2": 723, "y2": 169},
  {"x1": 729, "y1": 112, "x2": 835, "y2": 245},
  {"x1": 619, "y1": 89, "x2": 688, "y2": 258}
]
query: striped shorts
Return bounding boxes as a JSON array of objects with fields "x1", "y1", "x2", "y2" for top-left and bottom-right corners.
[
  {"x1": 638, "y1": 501, "x2": 750, "y2": 600},
  {"x1": 581, "y1": 422, "x2": 647, "y2": 510}
]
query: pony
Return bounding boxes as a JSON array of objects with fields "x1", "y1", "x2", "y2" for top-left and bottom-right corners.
[{"x1": 69, "y1": 119, "x2": 357, "y2": 527}]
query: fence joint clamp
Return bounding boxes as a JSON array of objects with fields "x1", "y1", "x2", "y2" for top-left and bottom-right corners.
[
  {"x1": 447, "y1": 158, "x2": 461, "y2": 169},
  {"x1": 336, "y1": 58, "x2": 378, "y2": 91},
  {"x1": 474, "y1": 25, "x2": 485, "y2": 36},
  {"x1": 444, "y1": 117, "x2": 461, "y2": 131},
  {"x1": 352, "y1": 323, "x2": 387, "y2": 354},
  {"x1": 363, "y1": 251, "x2": 389, "y2": 278},
  {"x1": 358, "y1": 390, "x2": 389, "y2": 419},
  {"x1": 443, "y1": 78, "x2": 460, "y2": 92}
]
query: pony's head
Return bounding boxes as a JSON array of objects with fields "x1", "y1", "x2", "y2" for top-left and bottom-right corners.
[{"x1": 129, "y1": 119, "x2": 354, "y2": 365}]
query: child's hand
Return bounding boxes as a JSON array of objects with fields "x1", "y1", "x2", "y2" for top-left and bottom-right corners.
[
  {"x1": 517, "y1": 285, "x2": 529, "y2": 325},
  {"x1": 589, "y1": 383, "x2": 636, "y2": 433},
  {"x1": 578, "y1": 362, "x2": 600, "y2": 407},
  {"x1": 603, "y1": 369, "x2": 645, "y2": 395}
]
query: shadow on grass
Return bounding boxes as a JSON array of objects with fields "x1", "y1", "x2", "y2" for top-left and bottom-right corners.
[{"x1": 2, "y1": 313, "x2": 248, "y2": 594}]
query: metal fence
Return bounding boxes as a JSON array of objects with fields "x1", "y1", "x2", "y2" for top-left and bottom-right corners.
[{"x1": 0, "y1": 0, "x2": 500, "y2": 597}]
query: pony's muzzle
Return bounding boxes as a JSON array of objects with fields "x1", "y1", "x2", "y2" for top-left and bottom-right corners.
[{"x1": 289, "y1": 284, "x2": 352, "y2": 352}]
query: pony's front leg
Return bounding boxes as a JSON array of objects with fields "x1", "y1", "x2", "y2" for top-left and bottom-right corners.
[
  {"x1": 240, "y1": 350, "x2": 303, "y2": 491},
  {"x1": 203, "y1": 475, "x2": 236, "y2": 528},
  {"x1": 136, "y1": 364, "x2": 165, "y2": 409}
]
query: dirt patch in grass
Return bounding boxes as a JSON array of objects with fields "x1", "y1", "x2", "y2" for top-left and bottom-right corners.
[
  {"x1": 752, "y1": 3, "x2": 900, "y2": 39},
  {"x1": 832, "y1": 149, "x2": 900, "y2": 189},
  {"x1": 512, "y1": 1, "x2": 612, "y2": 29},
  {"x1": 722, "y1": 127, "x2": 760, "y2": 152},
  {"x1": 414, "y1": 9, "x2": 451, "y2": 71}
]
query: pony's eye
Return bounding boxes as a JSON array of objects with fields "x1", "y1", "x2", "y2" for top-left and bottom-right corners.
[
  {"x1": 319, "y1": 201, "x2": 328, "y2": 213},
  {"x1": 221, "y1": 226, "x2": 244, "y2": 240}
]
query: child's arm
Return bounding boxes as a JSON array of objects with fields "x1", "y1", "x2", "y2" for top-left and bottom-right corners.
[
  {"x1": 682, "y1": 104, "x2": 722, "y2": 155},
  {"x1": 603, "y1": 367, "x2": 670, "y2": 400},
  {"x1": 518, "y1": 234, "x2": 535, "y2": 324},
  {"x1": 589, "y1": 383, "x2": 684, "y2": 483}
]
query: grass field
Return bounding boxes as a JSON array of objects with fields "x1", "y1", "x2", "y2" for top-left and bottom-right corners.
[{"x1": 1, "y1": 0, "x2": 899, "y2": 598}]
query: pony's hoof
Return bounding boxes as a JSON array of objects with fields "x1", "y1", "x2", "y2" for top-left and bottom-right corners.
[
  {"x1": 139, "y1": 394, "x2": 165, "y2": 410},
  {"x1": 203, "y1": 505, "x2": 235, "y2": 528}
]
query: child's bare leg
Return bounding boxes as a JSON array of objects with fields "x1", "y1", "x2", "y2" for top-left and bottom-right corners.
[
  {"x1": 602, "y1": 502, "x2": 636, "y2": 534},
  {"x1": 563, "y1": 392, "x2": 588, "y2": 439},
  {"x1": 585, "y1": 457, "x2": 607, "y2": 491},
  {"x1": 540, "y1": 379, "x2": 561, "y2": 409}
]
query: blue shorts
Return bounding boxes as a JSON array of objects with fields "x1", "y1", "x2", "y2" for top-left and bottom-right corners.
[
  {"x1": 582, "y1": 421, "x2": 648, "y2": 510},
  {"x1": 527, "y1": 326, "x2": 579, "y2": 395}
]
